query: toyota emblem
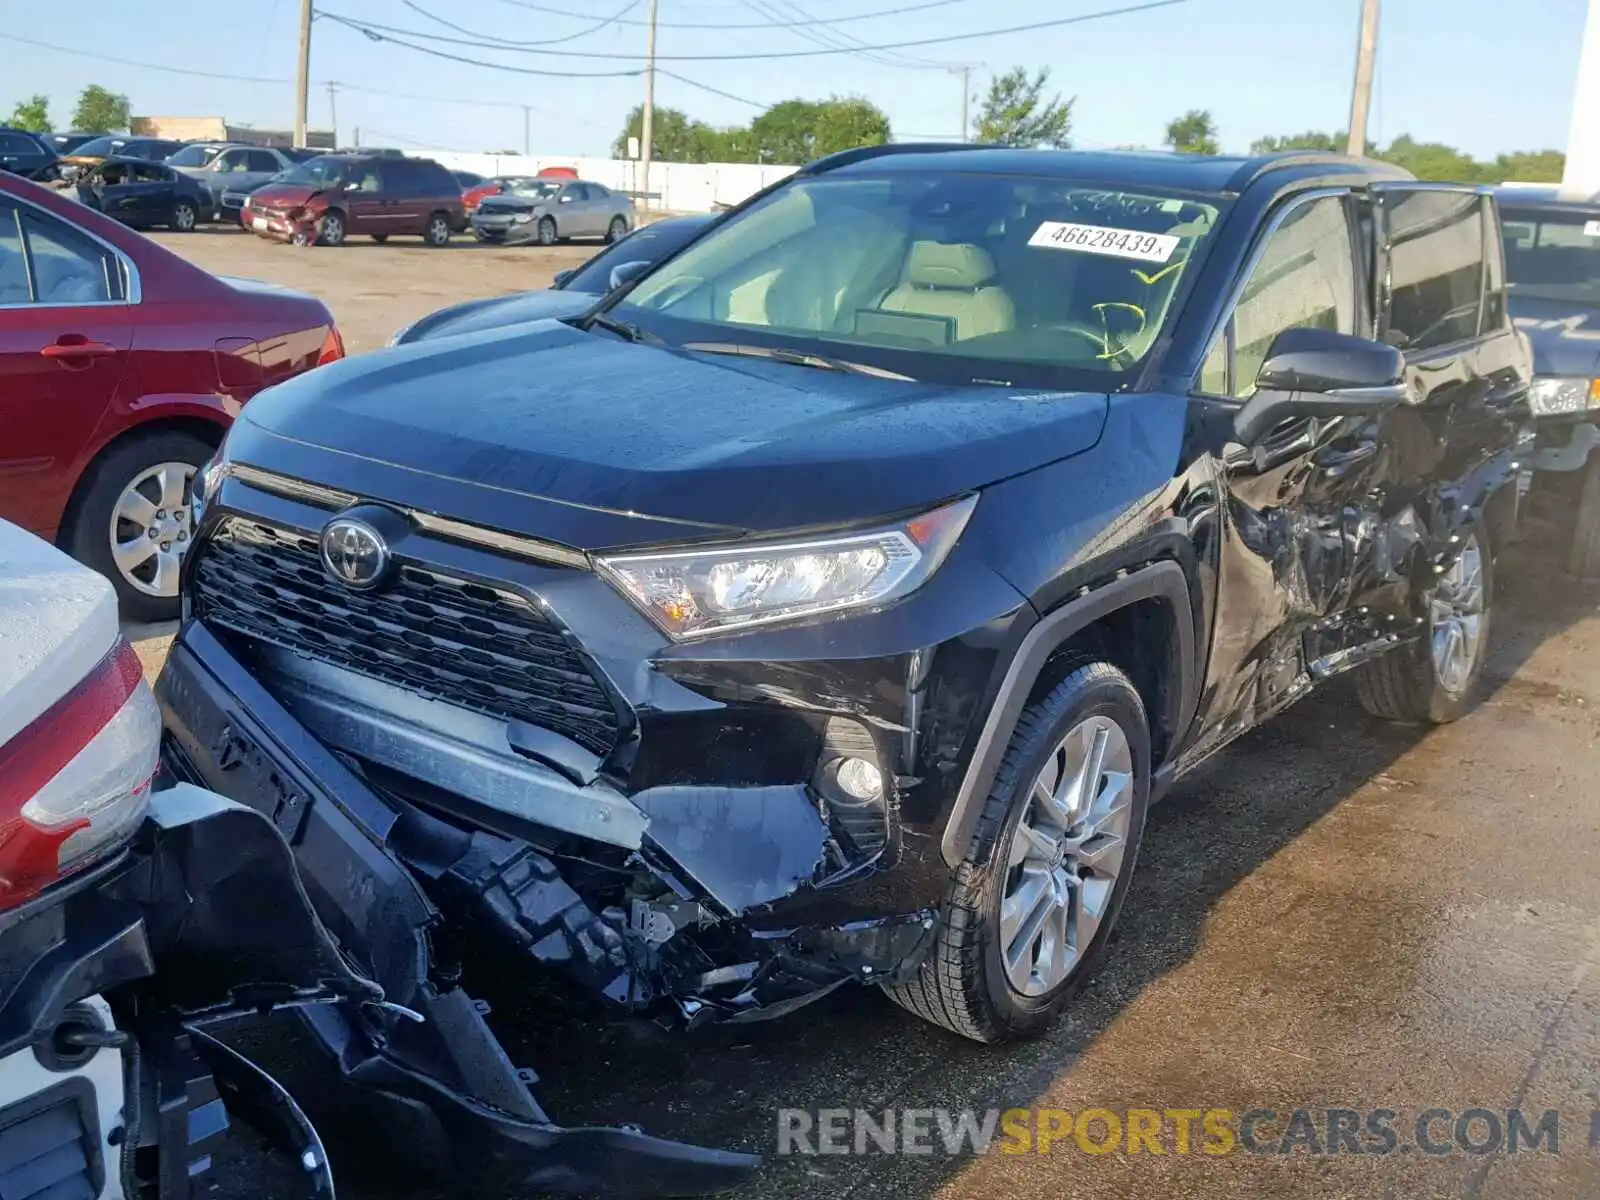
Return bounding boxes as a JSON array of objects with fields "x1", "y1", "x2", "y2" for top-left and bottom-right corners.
[{"x1": 320, "y1": 515, "x2": 390, "y2": 590}]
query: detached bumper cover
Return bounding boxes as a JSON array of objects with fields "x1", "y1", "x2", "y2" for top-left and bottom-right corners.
[{"x1": 156, "y1": 621, "x2": 761, "y2": 1197}]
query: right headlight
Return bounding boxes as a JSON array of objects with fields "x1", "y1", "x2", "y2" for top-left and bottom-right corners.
[
  {"x1": 596, "y1": 495, "x2": 977, "y2": 639},
  {"x1": 1528, "y1": 376, "x2": 1600, "y2": 416}
]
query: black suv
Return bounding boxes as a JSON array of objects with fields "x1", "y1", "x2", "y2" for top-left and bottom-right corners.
[
  {"x1": 0, "y1": 127, "x2": 57, "y2": 180},
  {"x1": 157, "y1": 148, "x2": 1528, "y2": 1191}
]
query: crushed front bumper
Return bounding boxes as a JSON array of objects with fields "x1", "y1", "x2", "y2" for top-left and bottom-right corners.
[{"x1": 156, "y1": 620, "x2": 761, "y2": 1197}]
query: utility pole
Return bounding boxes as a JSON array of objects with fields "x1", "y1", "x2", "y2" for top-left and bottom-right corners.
[
  {"x1": 1345, "y1": 0, "x2": 1379, "y2": 157},
  {"x1": 326, "y1": 81, "x2": 340, "y2": 148},
  {"x1": 522, "y1": 105, "x2": 531, "y2": 156},
  {"x1": 640, "y1": 0, "x2": 658, "y2": 216},
  {"x1": 294, "y1": 0, "x2": 312, "y2": 147},
  {"x1": 959, "y1": 65, "x2": 970, "y2": 141},
  {"x1": 353, "y1": 125, "x2": 360, "y2": 148},
  {"x1": 1561, "y1": 0, "x2": 1600, "y2": 197}
]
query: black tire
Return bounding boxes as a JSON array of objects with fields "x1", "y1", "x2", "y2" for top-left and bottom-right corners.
[
  {"x1": 537, "y1": 216, "x2": 557, "y2": 246},
  {"x1": 371, "y1": 233, "x2": 389, "y2": 244},
  {"x1": 1354, "y1": 519, "x2": 1493, "y2": 724},
  {"x1": 423, "y1": 212, "x2": 452, "y2": 247},
  {"x1": 65, "y1": 428, "x2": 216, "y2": 624},
  {"x1": 170, "y1": 200, "x2": 197, "y2": 232},
  {"x1": 317, "y1": 209, "x2": 347, "y2": 247},
  {"x1": 885, "y1": 661, "x2": 1151, "y2": 1043},
  {"x1": 1567, "y1": 457, "x2": 1600, "y2": 580},
  {"x1": 606, "y1": 215, "x2": 628, "y2": 243}
]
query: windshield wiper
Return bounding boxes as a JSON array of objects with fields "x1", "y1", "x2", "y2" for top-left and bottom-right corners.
[
  {"x1": 585, "y1": 312, "x2": 660, "y2": 345},
  {"x1": 683, "y1": 341, "x2": 912, "y2": 381}
]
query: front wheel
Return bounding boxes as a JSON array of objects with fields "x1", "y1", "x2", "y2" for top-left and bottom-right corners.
[
  {"x1": 885, "y1": 661, "x2": 1150, "y2": 1043},
  {"x1": 1567, "y1": 456, "x2": 1600, "y2": 580},
  {"x1": 171, "y1": 200, "x2": 197, "y2": 232},
  {"x1": 317, "y1": 210, "x2": 347, "y2": 247},
  {"x1": 66, "y1": 429, "x2": 215, "y2": 623},
  {"x1": 536, "y1": 216, "x2": 557, "y2": 246},
  {"x1": 606, "y1": 215, "x2": 628, "y2": 243},
  {"x1": 423, "y1": 213, "x2": 451, "y2": 247},
  {"x1": 1354, "y1": 522, "x2": 1493, "y2": 723}
]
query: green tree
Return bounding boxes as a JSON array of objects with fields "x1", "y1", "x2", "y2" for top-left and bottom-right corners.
[
  {"x1": 1374, "y1": 134, "x2": 1483, "y2": 182},
  {"x1": 973, "y1": 67, "x2": 1072, "y2": 148},
  {"x1": 811, "y1": 96, "x2": 890, "y2": 158},
  {"x1": 8, "y1": 95, "x2": 51, "y2": 133},
  {"x1": 1250, "y1": 130, "x2": 1345, "y2": 154},
  {"x1": 1489, "y1": 148, "x2": 1565, "y2": 183},
  {"x1": 750, "y1": 99, "x2": 823, "y2": 163},
  {"x1": 612, "y1": 105, "x2": 710, "y2": 162},
  {"x1": 1165, "y1": 109, "x2": 1219, "y2": 155},
  {"x1": 71, "y1": 85, "x2": 130, "y2": 134}
]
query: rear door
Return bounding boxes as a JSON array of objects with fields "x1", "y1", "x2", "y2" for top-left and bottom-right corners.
[
  {"x1": 132, "y1": 162, "x2": 180, "y2": 226},
  {"x1": 342, "y1": 162, "x2": 388, "y2": 235},
  {"x1": 0, "y1": 199, "x2": 135, "y2": 537},
  {"x1": 559, "y1": 184, "x2": 596, "y2": 236},
  {"x1": 0, "y1": 132, "x2": 46, "y2": 179},
  {"x1": 85, "y1": 162, "x2": 148, "y2": 225}
]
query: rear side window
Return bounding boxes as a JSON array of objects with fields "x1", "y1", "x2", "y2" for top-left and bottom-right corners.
[
  {"x1": 0, "y1": 133, "x2": 39, "y2": 154},
  {"x1": 415, "y1": 162, "x2": 458, "y2": 197},
  {"x1": 18, "y1": 209, "x2": 123, "y2": 304},
  {"x1": 1381, "y1": 188, "x2": 1486, "y2": 351},
  {"x1": 246, "y1": 150, "x2": 280, "y2": 173}
]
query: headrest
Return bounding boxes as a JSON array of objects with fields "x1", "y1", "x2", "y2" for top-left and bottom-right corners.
[{"x1": 906, "y1": 241, "x2": 997, "y2": 289}]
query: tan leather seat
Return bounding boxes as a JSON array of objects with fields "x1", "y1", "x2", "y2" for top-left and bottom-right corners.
[{"x1": 879, "y1": 241, "x2": 1015, "y2": 341}]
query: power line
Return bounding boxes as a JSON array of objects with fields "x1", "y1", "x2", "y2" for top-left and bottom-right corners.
[
  {"x1": 656, "y1": 69, "x2": 766, "y2": 108},
  {"x1": 314, "y1": 0, "x2": 1194, "y2": 61},
  {"x1": 744, "y1": 0, "x2": 949, "y2": 69},
  {"x1": 479, "y1": 0, "x2": 979, "y2": 29},
  {"x1": 317, "y1": 15, "x2": 646, "y2": 75},
  {"x1": 400, "y1": 0, "x2": 645, "y2": 46},
  {"x1": 0, "y1": 32, "x2": 288, "y2": 83}
]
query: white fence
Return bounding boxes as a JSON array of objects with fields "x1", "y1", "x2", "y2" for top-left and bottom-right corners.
[{"x1": 410, "y1": 151, "x2": 797, "y2": 214}]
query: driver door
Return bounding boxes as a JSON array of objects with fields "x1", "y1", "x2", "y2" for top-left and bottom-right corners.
[{"x1": 1184, "y1": 188, "x2": 1392, "y2": 752}]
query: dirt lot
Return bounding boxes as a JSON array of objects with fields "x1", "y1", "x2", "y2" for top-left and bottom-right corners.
[{"x1": 139, "y1": 230, "x2": 1600, "y2": 1200}]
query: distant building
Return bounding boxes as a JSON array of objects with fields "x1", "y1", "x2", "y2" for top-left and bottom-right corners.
[{"x1": 130, "y1": 116, "x2": 335, "y2": 149}]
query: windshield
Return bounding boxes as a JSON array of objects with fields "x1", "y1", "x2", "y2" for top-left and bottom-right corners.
[
  {"x1": 73, "y1": 136, "x2": 125, "y2": 157},
  {"x1": 614, "y1": 172, "x2": 1221, "y2": 388},
  {"x1": 1501, "y1": 208, "x2": 1600, "y2": 309},
  {"x1": 167, "y1": 144, "x2": 223, "y2": 167},
  {"x1": 278, "y1": 157, "x2": 347, "y2": 189},
  {"x1": 563, "y1": 220, "x2": 708, "y2": 293},
  {"x1": 506, "y1": 179, "x2": 561, "y2": 199}
]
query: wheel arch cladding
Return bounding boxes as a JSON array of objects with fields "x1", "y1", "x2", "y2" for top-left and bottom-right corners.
[{"x1": 939, "y1": 560, "x2": 1196, "y2": 867}]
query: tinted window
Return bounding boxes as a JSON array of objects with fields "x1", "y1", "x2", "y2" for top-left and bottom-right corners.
[
  {"x1": 1212, "y1": 195, "x2": 1357, "y2": 398},
  {"x1": 410, "y1": 162, "x2": 456, "y2": 196},
  {"x1": 619, "y1": 174, "x2": 1224, "y2": 389},
  {"x1": 167, "y1": 144, "x2": 222, "y2": 167},
  {"x1": 452, "y1": 170, "x2": 484, "y2": 187},
  {"x1": 20, "y1": 210, "x2": 119, "y2": 303},
  {"x1": 563, "y1": 219, "x2": 709, "y2": 293},
  {"x1": 131, "y1": 162, "x2": 169, "y2": 183},
  {"x1": 588, "y1": 184, "x2": 611, "y2": 199},
  {"x1": 0, "y1": 206, "x2": 27, "y2": 304},
  {"x1": 1499, "y1": 206, "x2": 1600, "y2": 310},
  {"x1": 1383, "y1": 188, "x2": 1485, "y2": 351},
  {"x1": 0, "y1": 133, "x2": 40, "y2": 154},
  {"x1": 245, "y1": 150, "x2": 280, "y2": 173}
]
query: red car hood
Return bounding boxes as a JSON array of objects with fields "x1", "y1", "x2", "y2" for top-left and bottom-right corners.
[{"x1": 249, "y1": 183, "x2": 320, "y2": 208}]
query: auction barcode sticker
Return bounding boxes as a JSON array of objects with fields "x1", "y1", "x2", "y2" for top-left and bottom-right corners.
[{"x1": 1029, "y1": 221, "x2": 1180, "y2": 263}]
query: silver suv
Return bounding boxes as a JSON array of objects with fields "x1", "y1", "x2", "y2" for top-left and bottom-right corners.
[{"x1": 167, "y1": 143, "x2": 300, "y2": 219}]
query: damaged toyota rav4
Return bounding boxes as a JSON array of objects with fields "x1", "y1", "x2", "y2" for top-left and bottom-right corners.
[{"x1": 156, "y1": 147, "x2": 1529, "y2": 1192}]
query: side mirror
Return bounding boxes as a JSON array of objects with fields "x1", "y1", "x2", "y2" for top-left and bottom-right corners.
[
  {"x1": 552, "y1": 269, "x2": 574, "y2": 288},
  {"x1": 608, "y1": 259, "x2": 650, "y2": 291},
  {"x1": 1233, "y1": 327, "x2": 1408, "y2": 445}
]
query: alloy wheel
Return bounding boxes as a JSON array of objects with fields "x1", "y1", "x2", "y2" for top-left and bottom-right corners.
[
  {"x1": 1430, "y1": 534, "x2": 1487, "y2": 695},
  {"x1": 1000, "y1": 714, "x2": 1134, "y2": 997},
  {"x1": 320, "y1": 213, "x2": 345, "y2": 246},
  {"x1": 109, "y1": 461, "x2": 196, "y2": 599},
  {"x1": 174, "y1": 202, "x2": 196, "y2": 231},
  {"x1": 428, "y1": 216, "x2": 450, "y2": 245}
]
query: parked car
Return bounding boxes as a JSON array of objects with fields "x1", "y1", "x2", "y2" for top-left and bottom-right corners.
[
  {"x1": 158, "y1": 147, "x2": 1527, "y2": 1188},
  {"x1": 461, "y1": 173, "x2": 522, "y2": 213},
  {"x1": 57, "y1": 135, "x2": 185, "y2": 184},
  {"x1": 38, "y1": 131, "x2": 99, "y2": 156},
  {"x1": 0, "y1": 127, "x2": 58, "y2": 181},
  {"x1": 243, "y1": 153, "x2": 466, "y2": 247},
  {"x1": 0, "y1": 518, "x2": 377, "y2": 1200},
  {"x1": 452, "y1": 168, "x2": 486, "y2": 189},
  {"x1": 169, "y1": 142, "x2": 300, "y2": 219},
  {"x1": 1495, "y1": 187, "x2": 1600, "y2": 577},
  {"x1": 472, "y1": 176, "x2": 633, "y2": 245},
  {"x1": 391, "y1": 213, "x2": 714, "y2": 344},
  {"x1": 0, "y1": 173, "x2": 343, "y2": 619},
  {"x1": 74, "y1": 156, "x2": 210, "y2": 231}
]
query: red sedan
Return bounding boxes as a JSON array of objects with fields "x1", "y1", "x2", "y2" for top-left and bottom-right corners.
[{"x1": 0, "y1": 173, "x2": 342, "y2": 620}]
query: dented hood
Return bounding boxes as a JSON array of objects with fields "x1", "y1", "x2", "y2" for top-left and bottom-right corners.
[{"x1": 233, "y1": 320, "x2": 1109, "y2": 546}]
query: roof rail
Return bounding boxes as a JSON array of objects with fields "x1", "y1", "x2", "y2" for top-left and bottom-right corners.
[
  {"x1": 1222, "y1": 151, "x2": 1412, "y2": 193},
  {"x1": 799, "y1": 141, "x2": 1002, "y2": 176}
]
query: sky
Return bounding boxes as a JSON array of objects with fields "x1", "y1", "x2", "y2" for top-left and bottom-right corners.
[{"x1": 0, "y1": 0, "x2": 1588, "y2": 161}]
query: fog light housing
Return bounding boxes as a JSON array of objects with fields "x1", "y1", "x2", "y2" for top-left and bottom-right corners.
[{"x1": 834, "y1": 756, "x2": 884, "y2": 802}]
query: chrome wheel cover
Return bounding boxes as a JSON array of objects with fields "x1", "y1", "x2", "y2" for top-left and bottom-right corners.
[
  {"x1": 110, "y1": 461, "x2": 195, "y2": 598},
  {"x1": 428, "y1": 216, "x2": 449, "y2": 242},
  {"x1": 1000, "y1": 714, "x2": 1134, "y2": 997},
  {"x1": 1430, "y1": 535, "x2": 1487, "y2": 695}
]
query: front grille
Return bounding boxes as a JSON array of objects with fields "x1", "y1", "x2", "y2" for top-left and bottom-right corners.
[{"x1": 193, "y1": 518, "x2": 621, "y2": 756}]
